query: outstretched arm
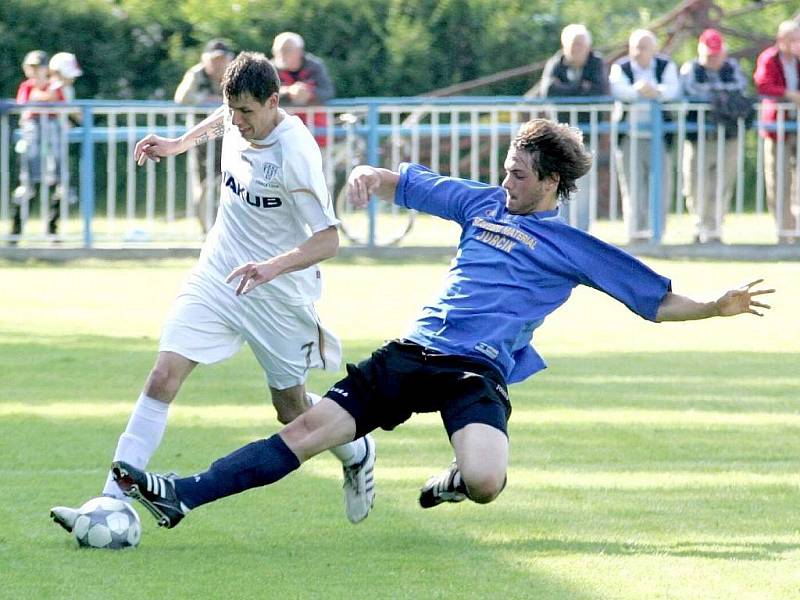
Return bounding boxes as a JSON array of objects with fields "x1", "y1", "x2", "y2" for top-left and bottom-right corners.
[
  {"x1": 655, "y1": 279, "x2": 774, "y2": 322},
  {"x1": 346, "y1": 165, "x2": 400, "y2": 208},
  {"x1": 134, "y1": 105, "x2": 227, "y2": 166}
]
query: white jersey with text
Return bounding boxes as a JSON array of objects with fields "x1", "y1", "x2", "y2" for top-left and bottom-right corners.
[{"x1": 194, "y1": 109, "x2": 338, "y2": 305}]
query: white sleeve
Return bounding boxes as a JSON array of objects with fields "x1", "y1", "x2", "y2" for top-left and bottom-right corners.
[
  {"x1": 609, "y1": 63, "x2": 638, "y2": 101},
  {"x1": 656, "y1": 61, "x2": 682, "y2": 101},
  {"x1": 294, "y1": 192, "x2": 338, "y2": 233},
  {"x1": 283, "y1": 141, "x2": 339, "y2": 233}
]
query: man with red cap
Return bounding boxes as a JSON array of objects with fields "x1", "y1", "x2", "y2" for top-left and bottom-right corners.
[
  {"x1": 754, "y1": 20, "x2": 800, "y2": 244},
  {"x1": 679, "y1": 28, "x2": 749, "y2": 244}
]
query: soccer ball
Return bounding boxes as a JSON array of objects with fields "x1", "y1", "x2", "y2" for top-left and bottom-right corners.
[{"x1": 72, "y1": 496, "x2": 141, "y2": 549}]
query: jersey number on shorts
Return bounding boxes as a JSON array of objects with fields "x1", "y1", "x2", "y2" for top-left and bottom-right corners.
[{"x1": 301, "y1": 341, "x2": 314, "y2": 373}]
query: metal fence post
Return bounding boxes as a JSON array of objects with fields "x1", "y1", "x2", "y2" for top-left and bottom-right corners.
[
  {"x1": 649, "y1": 101, "x2": 664, "y2": 243},
  {"x1": 366, "y1": 101, "x2": 380, "y2": 248},
  {"x1": 80, "y1": 105, "x2": 95, "y2": 248}
]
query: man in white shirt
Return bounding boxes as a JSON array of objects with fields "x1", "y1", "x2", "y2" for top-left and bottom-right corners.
[
  {"x1": 51, "y1": 52, "x2": 375, "y2": 536},
  {"x1": 609, "y1": 29, "x2": 681, "y2": 242}
]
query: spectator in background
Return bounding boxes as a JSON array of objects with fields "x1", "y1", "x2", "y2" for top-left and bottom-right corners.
[
  {"x1": 609, "y1": 29, "x2": 681, "y2": 242},
  {"x1": 48, "y1": 52, "x2": 84, "y2": 209},
  {"x1": 680, "y1": 29, "x2": 749, "y2": 244},
  {"x1": 49, "y1": 52, "x2": 82, "y2": 105},
  {"x1": 12, "y1": 50, "x2": 65, "y2": 243},
  {"x1": 271, "y1": 32, "x2": 334, "y2": 146},
  {"x1": 175, "y1": 38, "x2": 234, "y2": 233},
  {"x1": 535, "y1": 23, "x2": 607, "y2": 231},
  {"x1": 753, "y1": 20, "x2": 800, "y2": 245},
  {"x1": 537, "y1": 24, "x2": 607, "y2": 100}
]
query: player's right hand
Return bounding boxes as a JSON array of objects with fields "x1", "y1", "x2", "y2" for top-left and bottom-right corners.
[
  {"x1": 346, "y1": 166, "x2": 381, "y2": 208},
  {"x1": 134, "y1": 135, "x2": 181, "y2": 166}
]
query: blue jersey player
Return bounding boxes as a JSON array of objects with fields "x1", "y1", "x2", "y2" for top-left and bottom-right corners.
[{"x1": 111, "y1": 119, "x2": 774, "y2": 528}]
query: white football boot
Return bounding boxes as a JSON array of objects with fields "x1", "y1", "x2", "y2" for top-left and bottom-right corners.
[
  {"x1": 50, "y1": 505, "x2": 80, "y2": 532},
  {"x1": 342, "y1": 434, "x2": 376, "y2": 523}
]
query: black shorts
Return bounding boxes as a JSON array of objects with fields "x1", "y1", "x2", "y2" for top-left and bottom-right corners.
[{"x1": 325, "y1": 339, "x2": 511, "y2": 440}]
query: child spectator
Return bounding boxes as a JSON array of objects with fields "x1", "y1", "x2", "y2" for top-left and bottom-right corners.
[{"x1": 12, "y1": 50, "x2": 65, "y2": 243}]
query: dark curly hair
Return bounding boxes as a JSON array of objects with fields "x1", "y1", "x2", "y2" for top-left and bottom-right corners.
[
  {"x1": 512, "y1": 119, "x2": 592, "y2": 202},
  {"x1": 222, "y1": 51, "x2": 280, "y2": 104}
]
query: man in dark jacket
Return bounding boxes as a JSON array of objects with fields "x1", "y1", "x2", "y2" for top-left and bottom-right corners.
[
  {"x1": 271, "y1": 32, "x2": 334, "y2": 148},
  {"x1": 174, "y1": 38, "x2": 235, "y2": 233},
  {"x1": 533, "y1": 24, "x2": 607, "y2": 231},
  {"x1": 537, "y1": 24, "x2": 607, "y2": 101}
]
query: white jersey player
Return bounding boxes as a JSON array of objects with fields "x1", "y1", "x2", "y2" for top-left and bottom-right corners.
[{"x1": 51, "y1": 52, "x2": 375, "y2": 536}]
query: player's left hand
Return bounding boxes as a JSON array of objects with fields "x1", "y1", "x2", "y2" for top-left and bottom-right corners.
[
  {"x1": 715, "y1": 279, "x2": 775, "y2": 317},
  {"x1": 226, "y1": 261, "x2": 282, "y2": 296}
]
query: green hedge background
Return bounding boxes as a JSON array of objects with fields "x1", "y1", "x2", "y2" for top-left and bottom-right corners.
[{"x1": 2, "y1": 0, "x2": 796, "y2": 101}]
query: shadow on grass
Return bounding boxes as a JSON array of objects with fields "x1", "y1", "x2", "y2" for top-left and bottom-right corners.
[
  {"x1": 482, "y1": 536, "x2": 800, "y2": 562},
  {"x1": 1, "y1": 333, "x2": 797, "y2": 410}
]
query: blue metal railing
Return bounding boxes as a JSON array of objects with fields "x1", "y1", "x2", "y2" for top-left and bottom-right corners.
[{"x1": 1, "y1": 96, "x2": 798, "y2": 247}]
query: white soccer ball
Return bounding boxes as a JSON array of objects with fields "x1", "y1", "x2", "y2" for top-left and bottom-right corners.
[{"x1": 72, "y1": 496, "x2": 141, "y2": 549}]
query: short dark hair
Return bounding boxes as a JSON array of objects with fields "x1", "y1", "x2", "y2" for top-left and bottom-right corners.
[
  {"x1": 222, "y1": 51, "x2": 280, "y2": 104},
  {"x1": 512, "y1": 119, "x2": 592, "y2": 202}
]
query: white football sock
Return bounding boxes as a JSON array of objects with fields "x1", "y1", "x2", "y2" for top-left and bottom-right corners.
[
  {"x1": 102, "y1": 393, "x2": 170, "y2": 499},
  {"x1": 307, "y1": 392, "x2": 366, "y2": 467}
]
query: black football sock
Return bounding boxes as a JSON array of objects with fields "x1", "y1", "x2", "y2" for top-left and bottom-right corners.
[{"x1": 173, "y1": 434, "x2": 300, "y2": 509}]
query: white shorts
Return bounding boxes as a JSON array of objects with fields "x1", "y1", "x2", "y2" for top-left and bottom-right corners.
[{"x1": 159, "y1": 272, "x2": 341, "y2": 389}]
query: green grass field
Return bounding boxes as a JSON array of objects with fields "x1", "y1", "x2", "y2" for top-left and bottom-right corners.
[
  {"x1": 6, "y1": 211, "x2": 785, "y2": 248},
  {"x1": 1, "y1": 257, "x2": 799, "y2": 599}
]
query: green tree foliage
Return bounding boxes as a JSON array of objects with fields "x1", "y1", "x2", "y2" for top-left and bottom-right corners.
[
  {"x1": 1, "y1": 0, "x2": 174, "y2": 99},
  {"x1": 2, "y1": 0, "x2": 797, "y2": 100}
]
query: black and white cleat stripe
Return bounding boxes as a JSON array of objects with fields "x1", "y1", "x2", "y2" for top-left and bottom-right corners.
[{"x1": 111, "y1": 461, "x2": 188, "y2": 529}]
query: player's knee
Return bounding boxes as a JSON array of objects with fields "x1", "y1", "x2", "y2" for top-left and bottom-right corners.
[
  {"x1": 275, "y1": 406, "x2": 303, "y2": 425},
  {"x1": 144, "y1": 365, "x2": 180, "y2": 401},
  {"x1": 271, "y1": 389, "x2": 309, "y2": 424},
  {"x1": 463, "y1": 470, "x2": 506, "y2": 504}
]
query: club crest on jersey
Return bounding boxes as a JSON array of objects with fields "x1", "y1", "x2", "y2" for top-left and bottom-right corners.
[{"x1": 263, "y1": 162, "x2": 279, "y2": 183}]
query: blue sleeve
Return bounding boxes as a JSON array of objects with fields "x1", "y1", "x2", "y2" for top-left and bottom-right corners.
[
  {"x1": 566, "y1": 228, "x2": 671, "y2": 321},
  {"x1": 394, "y1": 163, "x2": 501, "y2": 226}
]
